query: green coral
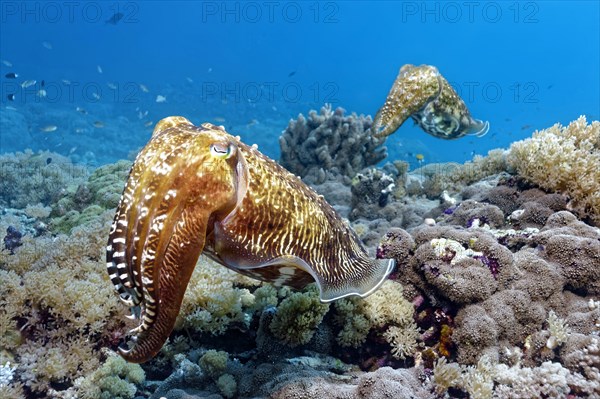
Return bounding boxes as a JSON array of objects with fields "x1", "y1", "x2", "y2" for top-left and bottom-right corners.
[
  {"x1": 251, "y1": 284, "x2": 279, "y2": 313},
  {"x1": 269, "y1": 285, "x2": 330, "y2": 347},
  {"x1": 507, "y1": 116, "x2": 600, "y2": 225},
  {"x1": 334, "y1": 297, "x2": 371, "y2": 347},
  {"x1": 0, "y1": 150, "x2": 88, "y2": 209},
  {"x1": 199, "y1": 349, "x2": 229, "y2": 379},
  {"x1": 48, "y1": 160, "x2": 131, "y2": 234},
  {"x1": 78, "y1": 351, "x2": 145, "y2": 399},
  {"x1": 50, "y1": 205, "x2": 106, "y2": 234},
  {"x1": 86, "y1": 160, "x2": 131, "y2": 209},
  {"x1": 216, "y1": 373, "x2": 237, "y2": 398}
]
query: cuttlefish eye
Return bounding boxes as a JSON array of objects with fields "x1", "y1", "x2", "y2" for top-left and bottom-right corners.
[{"x1": 210, "y1": 142, "x2": 234, "y2": 159}]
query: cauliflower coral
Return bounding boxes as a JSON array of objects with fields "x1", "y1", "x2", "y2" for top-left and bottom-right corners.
[{"x1": 507, "y1": 116, "x2": 600, "y2": 225}]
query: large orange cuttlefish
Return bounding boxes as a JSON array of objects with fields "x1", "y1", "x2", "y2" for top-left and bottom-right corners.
[{"x1": 106, "y1": 117, "x2": 395, "y2": 363}]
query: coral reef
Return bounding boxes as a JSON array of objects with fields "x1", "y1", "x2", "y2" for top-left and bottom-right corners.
[
  {"x1": 507, "y1": 116, "x2": 600, "y2": 225},
  {"x1": 0, "y1": 150, "x2": 88, "y2": 209},
  {"x1": 279, "y1": 104, "x2": 387, "y2": 183},
  {"x1": 2, "y1": 114, "x2": 599, "y2": 398}
]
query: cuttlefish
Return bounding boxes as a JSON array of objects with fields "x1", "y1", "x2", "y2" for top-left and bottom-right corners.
[
  {"x1": 106, "y1": 117, "x2": 395, "y2": 363},
  {"x1": 372, "y1": 64, "x2": 489, "y2": 139}
]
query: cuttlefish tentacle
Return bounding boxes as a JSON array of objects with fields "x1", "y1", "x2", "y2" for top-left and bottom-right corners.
[
  {"x1": 372, "y1": 64, "x2": 489, "y2": 140},
  {"x1": 107, "y1": 117, "x2": 394, "y2": 363}
]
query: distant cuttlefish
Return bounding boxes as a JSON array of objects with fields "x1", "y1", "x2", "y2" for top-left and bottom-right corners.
[
  {"x1": 372, "y1": 64, "x2": 489, "y2": 139},
  {"x1": 106, "y1": 117, "x2": 395, "y2": 363}
]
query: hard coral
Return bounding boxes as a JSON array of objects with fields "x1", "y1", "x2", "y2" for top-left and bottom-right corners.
[
  {"x1": 0, "y1": 150, "x2": 87, "y2": 209},
  {"x1": 507, "y1": 116, "x2": 600, "y2": 225},
  {"x1": 279, "y1": 104, "x2": 387, "y2": 183}
]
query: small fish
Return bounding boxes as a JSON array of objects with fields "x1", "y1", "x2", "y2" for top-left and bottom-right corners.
[
  {"x1": 5, "y1": 106, "x2": 17, "y2": 111},
  {"x1": 137, "y1": 110, "x2": 148, "y2": 119},
  {"x1": 42, "y1": 41, "x2": 53, "y2": 50},
  {"x1": 106, "y1": 12, "x2": 124, "y2": 25},
  {"x1": 415, "y1": 153, "x2": 425, "y2": 163},
  {"x1": 91, "y1": 92, "x2": 101, "y2": 100},
  {"x1": 521, "y1": 124, "x2": 532, "y2": 130},
  {"x1": 246, "y1": 119, "x2": 259, "y2": 127},
  {"x1": 40, "y1": 125, "x2": 58, "y2": 132},
  {"x1": 288, "y1": 71, "x2": 296, "y2": 77},
  {"x1": 37, "y1": 89, "x2": 47, "y2": 98},
  {"x1": 139, "y1": 84, "x2": 149, "y2": 93},
  {"x1": 21, "y1": 80, "x2": 36, "y2": 88},
  {"x1": 214, "y1": 117, "x2": 226, "y2": 123},
  {"x1": 547, "y1": 84, "x2": 553, "y2": 90},
  {"x1": 1, "y1": 60, "x2": 12, "y2": 67},
  {"x1": 76, "y1": 106, "x2": 88, "y2": 114},
  {"x1": 107, "y1": 82, "x2": 118, "y2": 90},
  {"x1": 46, "y1": 157, "x2": 52, "y2": 165},
  {"x1": 97, "y1": 65, "x2": 103, "y2": 74},
  {"x1": 41, "y1": 80, "x2": 45, "y2": 87},
  {"x1": 5, "y1": 72, "x2": 18, "y2": 79},
  {"x1": 74, "y1": 128, "x2": 86, "y2": 134},
  {"x1": 186, "y1": 77, "x2": 194, "y2": 83},
  {"x1": 62, "y1": 79, "x2": 72, "y2": 85},
  {"x1": 272, "y1": 106, "x2": 277, "y2": 111},
  {"x1": 155, "y1": 95, "x2": 167, "y2": 103},
  {"x1": 93, "y1": 121, "x2": 105, "y2": 128},
  {"x1": 144, "y1": 120, "x2": 154, "y2": 127},
  {"x1": 69, "y1": 146, "x2": 78, "y2": 154},
  {"x1": 7, "y1": 93, "x2": 15, "y2": 101},
  {"x1": 208, "y1": 67, "x2": 212, "y2": 73}
]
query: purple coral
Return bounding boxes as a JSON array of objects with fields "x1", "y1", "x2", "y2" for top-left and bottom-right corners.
[
  {"x1": 443, "y1": 206, "x2": 457, "y2": 215},
  {"x1": 3, "y1": 226, "x2": 23, "y2": 254},
  {"x1": 467, "y1": 216, "x2": 488, "y2": 228},
  {"x1": 474, "y1": 255, "x2": 500, "y2": 279}
]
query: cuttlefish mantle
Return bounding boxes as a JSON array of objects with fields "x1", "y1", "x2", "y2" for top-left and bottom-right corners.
[
  {"x1": 106, "y1": 117, "x2": 395, "y2": 363},
  {"x1": 372, "y1": 64, "x2": 489, "y2": 140}
]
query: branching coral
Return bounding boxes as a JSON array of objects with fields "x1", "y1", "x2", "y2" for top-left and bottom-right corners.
[
  {"x1": 279, "y1": 104, "x2": 387, "y2": 182},
  {"x1": 546, "y1": 310, "x2": 570, "y2": 349},
  {"x1": 333, "y1": 280, "x2": 419, "y2": 360},
  {"x1": 176, "y1": 256, "x2": 260, "y2": 335},
  {"x1": 507, "y1": 116, "x2": 600, "y2": 225},
  {"x1": 0, "y1": 210, "x2": 127, "y2": 395},
  {"x1": 269, "y1": 286, "x2": 330, "y2": 347}
]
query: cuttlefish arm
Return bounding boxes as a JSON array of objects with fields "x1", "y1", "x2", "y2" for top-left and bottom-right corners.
[
  {"x1": 372, "y1": 64, "x2": 489, "y2": 140},
  {"x1": 106, "y1": 117, "x2": 244, "y2": 363}
]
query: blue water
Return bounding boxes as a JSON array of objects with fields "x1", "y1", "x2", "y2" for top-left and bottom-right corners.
[{"x1": 1, "y1": 1, "x2": 598, "y2": 167}]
